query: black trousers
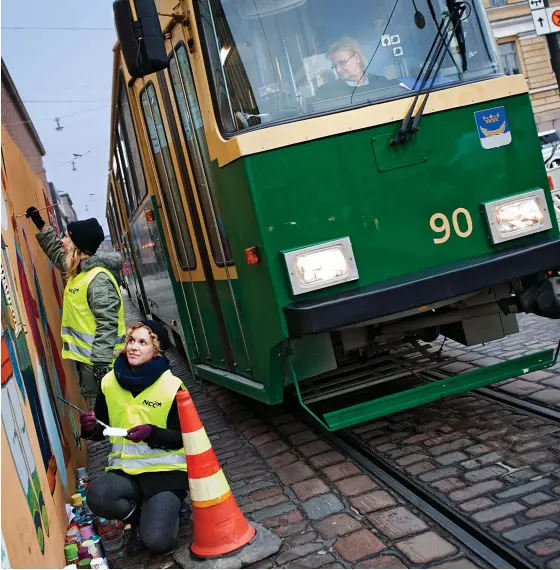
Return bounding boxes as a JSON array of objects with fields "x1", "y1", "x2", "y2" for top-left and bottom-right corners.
[{"x1": 87, "y1": 471, "x2": 183, "y2": 554}]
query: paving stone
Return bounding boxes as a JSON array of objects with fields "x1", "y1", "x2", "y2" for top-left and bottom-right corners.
[
  {"x1": 316, "y1": 513, "x2": 362, "y2": 539},
  {"x1": 278, "y1": 461, "x2": 315, "y2": 485},
  {"x1": 335, "y1": 475, "x2": 378, "y2": 497},
  {"x1": 386, "y1": 446, "x2": 423, "y2": 460},
  {"x1": 499, "y1": 380, "x2": 543, "y2": 396},
  {"x1": 395, "y1": 453, "x2": 429, "y2": 466},
  {"x1": 274, "y1": 519, "x2": 309, "y2": 538},
  {"x1": 548, "y1": 557, "x2": 560, "y2": 569},
  {"x1": 526, "y1": 499, "x2": 560, "y2": 519},
  {"x1": 527, "y1": 537, "x2": 560, "y2": 557},
  {"x1": 495, "y1": 479, "x2": 552, "y2": 499},
  {"x1": 435, "y1": 451, "x2": 468, "y2": 465},
  {"x1": 353, "y1": 555, "x2": 407, "y2": 568},
  {"x1": 334, "y1": 530, "x2": 386, "y2": 562},
  {"x1": 464, "y1": 444, "x2": 496, "y2": 456},
  {"x1": 277, "y1": 421, "x2": 309, "y2": 436},
  {"x1": 419, "y1": 466, "x2": 461, "y2": 482},
  {"x1": 289, "y1": 430, "x2": 319, "y2": 446},
  {"x1": 368, "y1": 507, "x2": 429, "y2": 539},
  {"x1": 472, "y1": 501, "x2": 526, "y2": 523},
  {"x1": 396, "y1": 531, "x2": 457, "y2": 564},
  {"x1": 464, "y1": 465, "x2": 508, "y2": 482},
  {"x1": 429, "y1": 558, "x2": 479, "y2": 568},
  {"x1": 308, "y1": 451, "x2": 346, "y2": 470},
  {"x1": 504, "y1": 469, "x2": 541, "y2": 484},
  {"x1": 298, "y1": 440, "x2": 333, "y2": 458},
  {"x1": 266, "y1": 452, "x2": 298, "y2": 469},
  {"x1": 250, "y1": 432, "x2": 279, "y2": 447},
  {"x1": 530, "y1": 388, "x2": 560, "y2": 404},
  {"x1": 289, "y1": 552, "x2": 336, "y2": 568},
  {"x1": 276, "y1": 542, "x2": 323, "y2": 565},
  {"x1": 322, "y1": 461, "x2": 361, "y2": 481},
  {"x1": 241, "y1": 494, "x2": 289, "y2": 514},
  {"x1": 405, "y1": 461, "x2": 438, "y2": 476},
  {"x1": 302, "y1": 493, "x2": 344, "y2": 520},
  {"x1": 503, "y1": 520, "x2": 559, "y2": 543},
  {"x1": 251, "y1": 501, "x2": 298, "y2": 523},
  {"x1": 490, "y1": 518, "x2": 517, "y2": 532},
  {"x1": 521, "y1": 492, "x2": 553, "y2": 507},
  {"x1": 262, "y1": 509, "x2": 303, "y2": 529},
  {"x1": 292, "y1": 478, "x2": 330, "y2": 501},
  {"x1": 459, "y1": 497, "x2": 495, "y2": 513},
  {"x1": 430, "y1": 477, "x2": 467, "y2": 493},
  {"x1": 257, "y1": 440, "x2": 291, "y2": 458},
  {"x1": 283, "y1": 531, "x2": 317, "y2": 549},
  {"x1": 429, "y1": 439, "x2": 474, "y2": 456},
  {"x1": 461, "y1": 452, "x2": 504, "y2": 470},
  {"x1": 349, "y1": 490, "x2": 397, "y2": 514},
  {"x1": 512, "y1": 437, "x2": 556, "y2": 454}
]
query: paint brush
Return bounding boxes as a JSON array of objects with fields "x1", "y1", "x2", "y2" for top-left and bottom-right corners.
[
  {"x1": 57, "y1": 396, "x2": 110, "y2": 429},
  {"x1": 15, "y1": 203, "x2": 61, "y2": 218}
]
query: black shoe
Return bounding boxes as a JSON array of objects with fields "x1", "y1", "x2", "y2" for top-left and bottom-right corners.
[{"x1": 126, "y1": 525, "x2": 145, "y2": 555}]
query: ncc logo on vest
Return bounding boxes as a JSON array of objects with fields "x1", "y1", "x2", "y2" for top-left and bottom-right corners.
[
  {"x1": 143, "y1": 399, "x2": 162, "y2": 408},
  {"x1": 68, "y1": 287, "x2": 79, "y2": 294}
]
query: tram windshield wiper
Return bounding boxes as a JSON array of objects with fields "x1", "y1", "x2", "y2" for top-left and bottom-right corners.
[{"x1": 390, "y1": 1, "x2": 468, "y2": 146}]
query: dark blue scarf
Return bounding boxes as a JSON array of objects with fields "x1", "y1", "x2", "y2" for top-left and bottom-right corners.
[{"x1": 113, "y1": 354, "x2": 170, "y2": 395}]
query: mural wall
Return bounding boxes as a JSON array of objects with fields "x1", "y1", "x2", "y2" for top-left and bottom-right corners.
[{"x1": 1, "y1": 127, "x2": 87, "y2": 569}]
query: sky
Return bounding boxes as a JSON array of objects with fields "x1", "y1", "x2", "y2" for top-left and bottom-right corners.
[{"x1": 2, "y1": 0, "x2": 117, "y2": 231}]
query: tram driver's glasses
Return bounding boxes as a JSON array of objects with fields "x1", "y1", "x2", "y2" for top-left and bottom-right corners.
[{"x1": 196, "y1": 0, "x2": 500, "y2": 133}]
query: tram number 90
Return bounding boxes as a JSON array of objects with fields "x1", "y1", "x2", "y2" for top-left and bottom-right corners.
[{"x1": 429, "y1": 208, "x2": 473, "y2": 244}]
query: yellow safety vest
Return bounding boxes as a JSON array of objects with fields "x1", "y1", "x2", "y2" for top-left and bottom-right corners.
[
  {"x1": 61, "y1": 267, "x2": 126, "y2": 364},
  {"x1": 102, "y1": 369, "x2": 187, "y2": 475}
]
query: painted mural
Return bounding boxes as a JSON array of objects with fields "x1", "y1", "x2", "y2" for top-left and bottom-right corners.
[{"x1": 1, "y1": 126, "x2": 87, "y2": 568}]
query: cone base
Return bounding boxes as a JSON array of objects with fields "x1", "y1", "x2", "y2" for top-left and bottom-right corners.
[
  {"x1": 174, "y1": 522, "x2": 282, "y2": 569},
  {"x1": 191, "y1": 497, "x2": 256, "y2": 558}
]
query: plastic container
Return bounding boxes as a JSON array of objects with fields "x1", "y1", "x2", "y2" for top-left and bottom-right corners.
[
  {"x1": 77, "y1": 559, "x2": 91, "y2": 569},
  {"x1": 63, "y1": 565, "x2": 78, "y2": 570},
  {"x1": 100, "y1": 528, "x2": 123, "y2": 552},
  {"x1": 90, "y1": 558, "x2": 108, "y2": 570},
  {"x1": 71, "y1": 494, "x2": 83, "y2": 507}
]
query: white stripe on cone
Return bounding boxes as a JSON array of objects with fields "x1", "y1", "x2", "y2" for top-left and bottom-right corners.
[{"x1": 182, "y1": 428, "x2": 212, "y2": 456}]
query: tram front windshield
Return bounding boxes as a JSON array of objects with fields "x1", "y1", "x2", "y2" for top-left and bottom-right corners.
[{"x1": 197, "y1": 0, "x2": 499, "y2": 134}]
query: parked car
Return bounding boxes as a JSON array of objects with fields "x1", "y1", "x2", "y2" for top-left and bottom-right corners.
[{"x1": 539, "y1": 129, "x2": 560, "y2": 168}]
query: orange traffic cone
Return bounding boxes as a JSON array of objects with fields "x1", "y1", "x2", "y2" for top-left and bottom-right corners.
[{"x1": 177, "y1": 389, "x2": 256, "y2": 557}]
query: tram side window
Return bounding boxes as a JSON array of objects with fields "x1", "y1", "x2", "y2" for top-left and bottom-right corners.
[
  {"x1": 169, "y1": 44, "x2": 233, "y2": 266},
  {"x1": 140, "y1": 84, "x2": 197, "y2": 270},
  {"x1": 118, "y1": 77, "x2": 148, "y2": 207},
  {"x1": 113, "y1": 153, "x2": 133, "y2": 218}
]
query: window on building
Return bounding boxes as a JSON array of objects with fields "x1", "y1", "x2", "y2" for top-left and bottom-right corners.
[
  {"x1": 140, "y1": 83, "x2": 196, "y2": 270},
  {"x1": 489, "y1": 0, "x2": 507, "y2": 7},
  {"x1": 499, "y1": 42, "x2": 521, "y2": 75}
]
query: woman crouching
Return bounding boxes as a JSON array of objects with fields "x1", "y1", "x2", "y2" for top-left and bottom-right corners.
[{"x1": 81, "y1": 320, "x2": 188, "y2": 554}]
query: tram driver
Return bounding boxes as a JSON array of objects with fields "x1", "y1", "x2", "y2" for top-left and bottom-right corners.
[{"x1": 314, "y1": 37, "x2": 402, "y2": 104}]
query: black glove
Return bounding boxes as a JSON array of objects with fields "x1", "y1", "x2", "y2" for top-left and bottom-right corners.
[
  {"x1": 25, "y1": 206, "x2": 45, "y2": 230},
  {"x1": 93, "y1": 363, "x2": 110, "y2": 384}
]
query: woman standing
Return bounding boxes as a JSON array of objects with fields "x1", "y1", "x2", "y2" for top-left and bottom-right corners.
[
  {"x1": 81, "y1": 320, "x2": 188, "y2": 554},
  {"x1": 26, "y1": 206, "x2": 125, "y2": 396}
]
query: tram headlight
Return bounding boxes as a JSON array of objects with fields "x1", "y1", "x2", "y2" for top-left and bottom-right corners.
[
  {"x1": 283, "y1": 237, "x2": 359, "y2": 295},
  {"x1": 483, "y1": 189, "x2": 553, "y2": 244}
]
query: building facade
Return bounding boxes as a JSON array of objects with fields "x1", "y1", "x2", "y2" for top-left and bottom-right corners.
[
  {"x1": 485, "y1": 0, "x2": 560, "y2": 132},
  {"x1": 59, "y1": 192, "x2": 78, "y2": 223}
]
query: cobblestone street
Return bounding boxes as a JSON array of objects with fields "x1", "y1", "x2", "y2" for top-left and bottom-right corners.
[{"x1": 87, "y1": 298, "x2": 559, "y2": 569}]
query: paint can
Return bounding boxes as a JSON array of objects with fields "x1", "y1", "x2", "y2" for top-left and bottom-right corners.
[
  {"x1": 70, "y1": 494, "x2": 83, "y2": 507},
  {"x1": 80, "y1": 540, "x2": 96, "y2": 557},
  {"x1": 76, "y1": 467, "x2": 88, "y2": 479},
  {"x1": 77, "y1": 559, "x2": 91, "y2": 569},
  {"x1": 80, "y1": 525, "x2": 94, "y2": 541},
  {"x1": 90, "y1": 558, "x2": 108, "y2": 570},
  {"x1": 64, "y1": 543, "x2": 79, "y2": 564}
]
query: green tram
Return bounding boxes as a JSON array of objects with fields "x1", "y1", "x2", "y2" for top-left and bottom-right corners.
[{"x1": 106, "y1": 0, "x2": 560, "y2": 430}]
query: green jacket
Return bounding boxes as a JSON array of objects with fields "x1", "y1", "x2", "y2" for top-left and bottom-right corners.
[{"x1": 37, "y1": 226, "x2": 124, "y2": 365}]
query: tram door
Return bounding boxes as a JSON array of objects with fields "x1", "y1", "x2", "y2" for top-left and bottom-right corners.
[{"x1": 160, "y1": 30, "x2": 252, "y2": 378}]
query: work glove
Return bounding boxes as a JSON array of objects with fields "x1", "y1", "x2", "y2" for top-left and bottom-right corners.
[
  {"x1": 25, "y1": 206, "x2": 45, "y2": 230},
  {"x1": 126, "y1": 425, "x2": 153, "y2": 443},
  {"x1": 93, "y1": 363, "x2": 110, "y2": 384},
  {"x1": 80, "y1": 412, "x2": 97, "y2": 432}
]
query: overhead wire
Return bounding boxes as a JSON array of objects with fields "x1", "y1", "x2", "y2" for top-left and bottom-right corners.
[
  {"x1": 2, "y1": 103, "x2": 110, "y2": 127},
  {"x1": 2, "y1": 26, "x2": 113, "y2": 31}
]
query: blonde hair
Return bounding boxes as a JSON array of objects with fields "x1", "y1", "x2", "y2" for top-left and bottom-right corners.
[
  {"x1": 65, "y1": 240, "x2": 90, "y2": 278},
  {"x1": 328, "y1": 37, "x2": 368, "y2": 70},
  {"x1": 121, "y1": 323, "x2": 161, "y2": 358}
]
